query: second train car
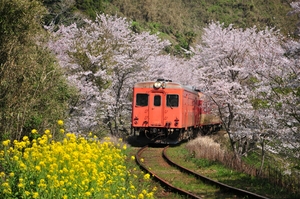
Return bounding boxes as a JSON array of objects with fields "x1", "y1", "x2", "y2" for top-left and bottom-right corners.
[{"x1": 131, "y1": 79, "x2": 222, "y2": 144}]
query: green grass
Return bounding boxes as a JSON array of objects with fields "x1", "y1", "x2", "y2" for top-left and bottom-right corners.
[{"x1": 166, "y1": 143, "x2": 300, "y2": 199}]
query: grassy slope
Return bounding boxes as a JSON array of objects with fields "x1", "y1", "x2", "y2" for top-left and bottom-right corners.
[
  {"x1": 43, "y1": 0, "x2": 299, "y2": 55},
  {"x1": 103, "y1": 0, "x2": 298, "y2": 49}
]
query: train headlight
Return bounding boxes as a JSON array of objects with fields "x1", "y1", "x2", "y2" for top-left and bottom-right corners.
[{"x1": 153, "y1": 81, "x2": 162, "y2": 89}]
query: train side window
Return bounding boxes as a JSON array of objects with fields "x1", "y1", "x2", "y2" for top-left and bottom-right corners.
[
  {"x1": 167, "y1": 94, "x2": 179, "y2": 107},
  {"x1": 154, "y1": 95, "x2": 161, "y2": 106},
  {"x1": 136, "y1": 94, "x2": 148, "y2": 106}
]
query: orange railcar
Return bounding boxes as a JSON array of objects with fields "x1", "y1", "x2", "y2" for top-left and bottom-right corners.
[{"x1": 131, "y1": 79, "x2": 221, "y2": 144}]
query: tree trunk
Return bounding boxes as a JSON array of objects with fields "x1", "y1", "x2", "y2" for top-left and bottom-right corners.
[{"x1": 258, "y1": 140, "x2": 265, "y2": 176}]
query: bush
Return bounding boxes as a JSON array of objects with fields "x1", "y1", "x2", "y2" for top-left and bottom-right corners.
[{"x1": 0, "y1": 0, "x2": 75, "y2": 141}]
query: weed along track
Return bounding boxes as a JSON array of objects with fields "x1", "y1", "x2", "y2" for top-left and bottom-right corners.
[{"x1": 136, "y1": 145, "x2": 270, "y2": 199}]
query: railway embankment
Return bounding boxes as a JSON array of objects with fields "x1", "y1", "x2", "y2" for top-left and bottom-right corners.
[{"x1": 127, "y1": 131, "x2": 300, "y2": 198}]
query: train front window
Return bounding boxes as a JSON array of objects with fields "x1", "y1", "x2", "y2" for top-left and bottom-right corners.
[
  {"x1": 167, "y1": 94, "x2": 179, "y2": 107},
  {"x1": 154, "y1": 95, "x2": 161, "y2": 106},
  {"x1": 136, "y1": 94, "x2": 148, "y2": 106}
]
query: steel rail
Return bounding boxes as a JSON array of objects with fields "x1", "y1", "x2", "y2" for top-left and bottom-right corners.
[
  {"x1": 135, "y1": 146, "x2": 202, "y2": 199},
  {"x1": 163, "y1": 146, "x2": 270, "y2": 199}
]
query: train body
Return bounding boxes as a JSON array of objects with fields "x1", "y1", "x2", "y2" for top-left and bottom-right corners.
[{"x1": 131, "y1": 79, "x2": 222, "y2": 144}]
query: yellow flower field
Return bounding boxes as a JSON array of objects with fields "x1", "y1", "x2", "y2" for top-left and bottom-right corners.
[{"x1": 0, "y1": 121, "x2": 155, "y2": 199}]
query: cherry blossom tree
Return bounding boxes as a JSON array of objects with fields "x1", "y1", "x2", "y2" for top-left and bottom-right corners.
[
  {"x1": 147, "y1": 54, "x2": 198, "y2": 85},
  {"x1": 271, "y1": 39, "x2": 300, "y2": 158},
  {"x1": 191, "y1": 22, "x2": 291, "y2": 158},
  {"x1": 249, "y1": 39, "x2": 300, "y2": 172},
  {"x1": 47, "y1": 14, "x2": 170, "y2": 136}
]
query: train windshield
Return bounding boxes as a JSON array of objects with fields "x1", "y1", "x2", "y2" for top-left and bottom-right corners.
[
  {"x1": 136, "y1": 94, "x2": 148, "y2": 106},
  {"x1": 154, "y1": 95, "x2": 161, "y2": 106},
  {"x1": 167, "y1": 94, "x2": 179, "y2": 107}
]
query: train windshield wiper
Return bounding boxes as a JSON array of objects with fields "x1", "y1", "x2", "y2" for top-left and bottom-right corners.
[{"x1": 167, "y1": 99, "x2": 173, "y2": 109}]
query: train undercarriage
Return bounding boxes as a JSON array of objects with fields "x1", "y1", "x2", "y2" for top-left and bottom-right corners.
[
  {"x1": 132, "y1": 127, "x2": 192, "y2": 144},
  {"x1": 132, "y1": 124, "x2": 222, "y2": 145}
]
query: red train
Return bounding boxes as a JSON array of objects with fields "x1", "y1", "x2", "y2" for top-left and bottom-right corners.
[{"x1": 131, "y1": 79, "x2": 222, "y2": 144}]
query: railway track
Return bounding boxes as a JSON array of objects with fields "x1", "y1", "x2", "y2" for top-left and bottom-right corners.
[{"x1": 136, "y1": 145, "x2": 270, "y2": 199}]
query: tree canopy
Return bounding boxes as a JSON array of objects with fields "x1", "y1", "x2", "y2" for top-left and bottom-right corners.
[{"x1": 0, "y1": 0, "x2": 74, "y2": 141}]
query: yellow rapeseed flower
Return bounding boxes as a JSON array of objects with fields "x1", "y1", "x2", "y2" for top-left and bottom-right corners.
[
  {"x1": 32, "y1": 192, "x2": 39, "y2": 199},
  {"x1": 143, "y1": 173, "x2": 150, "y2": 180},
  {"x1": 2, "y1": 182, "x2": 10, "y2": 188},
  {"x1": 57, "y1": 120, "x2": 64, "y2": 126},
  {"x1": 39, "y1": 161, "x2": 46, "y2": 167},
  {"x1": 138, "y1": 193, "x2": 144, "y2": 199},
  {"x1": 59, "y1": 180, "x2": 64, "y2": 186},
  {"x1": 146, "y1": 192, "x2": 154, "y2": 197},
  {"x1": 2, "y1": 140, "x2": 10, "y2": 146},
  {"x1": 1, "y1": 124, "x2": 155, "y2": 198},
  {"x1": 0, "y1": 172, "x2": 5, "y2": 178},
  {"x1": 31, "y1": 129, "x2": 38, "y2": 134},
  {"x1": 85, "y1": 192, "x2": 92, "y2": 196},
  {"x1": 13, "y1": 155, "x2": 19, "y2": 161},
  {"x1": 35, "y1": 165, "x2": 41, "y2": 171},
  {"x1": 152, "y1": 186, "x2": 157, "y2": 192},
  {"x1": 17, "y1": 182, "x2": 24, "y2": 188}
]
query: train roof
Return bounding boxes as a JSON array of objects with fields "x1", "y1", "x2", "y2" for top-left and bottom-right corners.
[{"x1": 134, "y1": 80, "x2": 198, "y2": 93}]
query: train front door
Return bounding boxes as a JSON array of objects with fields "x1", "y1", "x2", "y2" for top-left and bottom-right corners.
[{"x1": 148, "y1": 92, "x2": 164, "y2": 126}]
